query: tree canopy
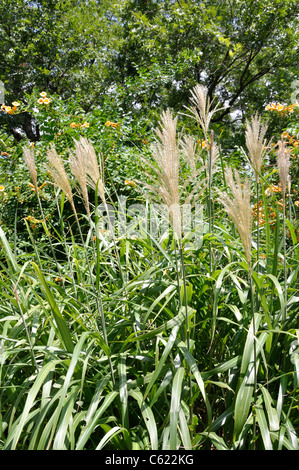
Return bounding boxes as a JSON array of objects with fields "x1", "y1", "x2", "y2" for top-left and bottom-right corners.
[{"x1": 0, "y1": 0, "x2": 298, "y2": 125}]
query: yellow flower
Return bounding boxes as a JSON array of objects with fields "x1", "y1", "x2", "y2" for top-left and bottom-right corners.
[
  {"x1": 43, "y1": 97, "x2": 51, "y2": 105},
  {"x1": 40, "y1": 92, "x2": 47, "y2": 98},
  {"x1": 295, "y1": 201, "x2": 299, "y2": 207},
  {"x1": 0, "y1": 185, "x2": 5, "y2": 191},
  {"x1": 70, "y1": 122, "x2": 78, "y2": 128},
  {"x1": 37, "y1": 98, "x2": 44, "y2": 104},
  {"x1": 12, "y1": 101, "x2": 20, "y2": 107},
  {"x1": 81, "y1": 122, "x2": 89, "y2": 128}
]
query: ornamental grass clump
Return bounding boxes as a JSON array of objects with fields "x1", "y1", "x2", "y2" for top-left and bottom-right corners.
[
  {"x1": 24, "y1": 146, "x2": 61, "y2": 273},
  {"x1": 136, "y1": 109, "x2": 209, "y2": 423},
  {"x1": 218, "y1": 167, "x2": 259, "y2": 443},
  {"x1": 45, "y1": 142, "x2": 115, "y2": 384}
]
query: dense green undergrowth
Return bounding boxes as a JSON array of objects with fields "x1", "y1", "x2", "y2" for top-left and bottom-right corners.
[{"x1": 0, "y1": 87, "x2": 298, "y2": 450}]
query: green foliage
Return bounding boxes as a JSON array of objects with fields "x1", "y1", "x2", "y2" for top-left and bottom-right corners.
[
  {"x1": 0, "y1": 89, "x2": 298, "y2": 449},
  {"x1": 0, "y1": 0, "x2": 299, "y2": 451}
]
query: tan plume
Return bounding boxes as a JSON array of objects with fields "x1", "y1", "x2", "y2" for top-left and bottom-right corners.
[
  {"x1": 46, "y1": 145, "x2": 75, "y2": 211},
  {"x1": 218, "y1": 168, "x2": 252, "y2": 268},
  {"x1": 245, "y1": 113, "x2": 269, "y2": 182},
  {"x1": 184, "y1": 84, "x2": 223, "y2": 140}
]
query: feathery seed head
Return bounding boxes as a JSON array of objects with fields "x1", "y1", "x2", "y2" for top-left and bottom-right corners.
[
  {"x1": 137, "y1": 109, "x2": 182, "y2": 239},
  {"x1": 75, "y1": 137, "x2": 105, "y2": 202},
  {"x1": 69, "y1": 140, "x2": 90, "y2": 219},
  {"x1": 245, "y1": 113, "x2": 268, "y2": 182},
  {"x1": 46, "y1": 145, "x2": 75, "y2": 210},
  {"x1": 277, "y1": 137, "x2": 291, "y2": 200},
  {"x1": 181, "y1": 135, "x2": 198, "y2": 174},
  {"x1": 184, "y1": 84, "x2": 223, "y2": 140},
  {"x1": 23, "y1": 147, "x2": 38, "y2": 190},
  {"x1": 218, "y1": 168, "x2": 252, "y2": 268}
]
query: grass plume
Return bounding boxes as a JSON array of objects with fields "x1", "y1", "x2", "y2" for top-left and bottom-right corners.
[
  {"x1": 184, "y1": 84, "x2": 223, "y2": 140},
  {"x1": 218, "y1": 167, "x2": 252, "y2": 269}
]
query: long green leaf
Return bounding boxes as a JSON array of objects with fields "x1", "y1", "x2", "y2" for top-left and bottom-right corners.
[
  {"x1": 0, "y1": 226, "x2": 18, "y2": 272},
  {"x1": 32, "y1": 261, "x2": 74, "y2": 353},
  {"x1": 169, "y1": 367, "x2": 185, "y2": 450},
  {"x1": 118, "y1": 353, "x2": 129, "y2": 429},
  {"x1": 7, "y1": 360, "x2": 59, "y2": 450},
  {"x1": 76, "y1": 391, "x2": 119, "y2": 450},
  {"x1": 142, "y1": 307, "x2": 192, "y2": 402},
  {"x1": 255, "y1": 401, "x2": 273, "y2": 450},
  {"x1": 129, "y1": 389, "x2": 158, "y2": 450},
  {"x1": 177, "y1": 340, "x2": 212, "y2": 427}
]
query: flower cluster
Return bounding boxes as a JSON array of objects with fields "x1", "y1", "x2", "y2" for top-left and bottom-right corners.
[
  {"x1": 197, "y1": 139, "x2": 210, "y2": 149},
  {"x1": 265, "y1": 102, "x2": 298, "y2": 117},
  {"x1": 281, "y1": 132, "x2": 299, "y2": 158},
  {"x1": 1, "y1": 102, "x2": 20, "y2": 114},
  {"x1": 105, "y1": 121, "x2": 119, "y2": 128},
  {"x1": 37, "y1": 91, "x2": 52, "y2": 105},
  {"x1": 264, "y1": 184, "x2": 282, "y2": 196},
  {"x1": 70, "y1": 122, "x2": 89, "y2": 128},
  {"x1": 28, "y1": 182, "x2": 47, "y2": 192},
  {"x1": 252, "y1": 200, "x2": 277, "y2": 226}
]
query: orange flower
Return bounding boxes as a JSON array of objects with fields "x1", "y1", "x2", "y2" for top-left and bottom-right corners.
[
  {"x1": 70, "y1": 122, "x2": 78, "y2": 128},
  {"x1": 265, "y1": 102, "x2": 298, "y2": 115},
  {"x1": 125, "y1": 180, "x2": 135, "y2": 186},
  {"x1": 105, "y1": 120, "x2": 119, "y2": 128},
  {"x1": 265, "y1": 185, "x2": 282, "y2": 196},
  {"x1": 24, "y1": 215, "x2": 42, "y2": 224},
  {"x1": 197, "y1": 139, "x2": 210, "y2": 149},
  {"x1": 81, "y1": 122, "x2": 89, "y2": 128},
  {"x1": 37, "y1": 98, "x2": 44, "y2": 104},
  {"x1": 28, "y1": 182, "x2": 47, "y2": 192}
]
